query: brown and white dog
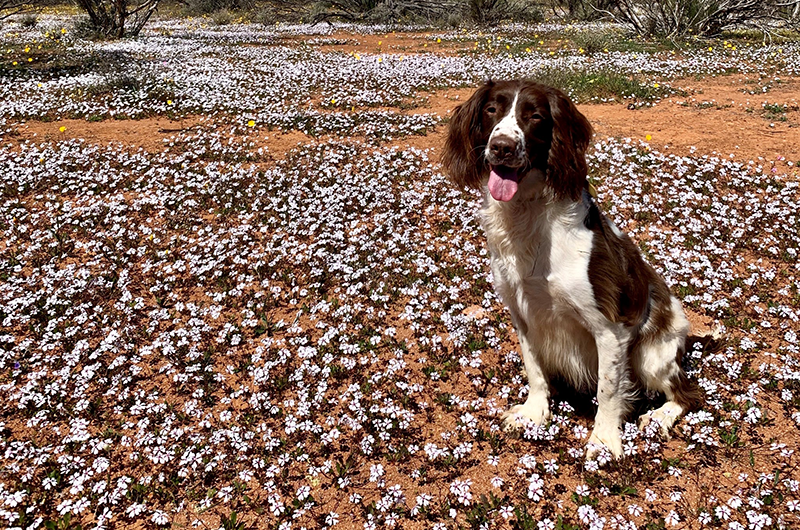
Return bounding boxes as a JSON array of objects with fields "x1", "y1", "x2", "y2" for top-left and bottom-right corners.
[{"x1": 442, "y1": 79, "x2": 706, "y2": 459}]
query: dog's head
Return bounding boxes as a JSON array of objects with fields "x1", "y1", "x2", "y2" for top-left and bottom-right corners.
[{"x1": 442, "y1": 79, "x2": 593, "y2": 202}]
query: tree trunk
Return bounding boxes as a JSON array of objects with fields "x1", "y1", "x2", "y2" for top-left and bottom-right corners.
[{"x1": 74, "y1": 0, "x2": 160, "y2": 38}]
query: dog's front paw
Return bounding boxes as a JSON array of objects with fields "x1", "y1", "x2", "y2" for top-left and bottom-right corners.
[
  {"x1": 638, "y1": 400, "x2": 685, "y2": 440},
  {"x1": 586, "y1": 425, "x2": 623, "y2": 461},
  {"x1": 638, "y1": 412, "x2": 671, "y2": 440},
  {"x1": 501, "y1": 401, "x2": 550, "y2": 432}
]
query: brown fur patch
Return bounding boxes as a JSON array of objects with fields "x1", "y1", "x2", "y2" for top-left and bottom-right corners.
[
  {"x1": 583, "y1": 196, "x2": 664, "y2": 329},
  {"x1": 441, "y1": 82, "x2": 494, "y2": 190},
  {"x1": 670, "y1": 369, "x2": 703, "y2": 413},
  {"x1": 673, "y1": 334, "x2": 725, "y2": 411},
  {"x1": 671, "y1": 372, "x2": 703, "y2": 412},
  {"x1": 544, "y1": 90, "x2": 593, "y2": 201}
]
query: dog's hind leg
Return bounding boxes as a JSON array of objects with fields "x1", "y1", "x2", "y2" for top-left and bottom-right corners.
[
  {"x1": 636, "y1": 338, "x2": 694, "y2": 437},
  {"x1": 636, "y1": 301, "x2": 711, "y2": 437},
  {"x1": 637, "y1": 340, "x2": 699, "y2": 438},
  {"x1": 638, "y1": 330, "x2": 723, "y2": 437}
]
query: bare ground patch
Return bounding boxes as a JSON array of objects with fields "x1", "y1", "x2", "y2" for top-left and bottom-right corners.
[
  {"x1": 584, "y1": 76, "x2": 800, "y2": 171},
  {"x1": 279, "y1": 30, "x2": 470, "y2": 56},
  {"x1": 9, "y1": 116, "x2": 202, "y2": 152}
]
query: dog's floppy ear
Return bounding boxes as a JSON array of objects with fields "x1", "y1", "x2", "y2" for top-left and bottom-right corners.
[
  {"x1": 442, "y1": 80, "x2": 494, "y2": 190},
  {"x1": 545, "y1": 89, "x2": 593, "y2": 201}
]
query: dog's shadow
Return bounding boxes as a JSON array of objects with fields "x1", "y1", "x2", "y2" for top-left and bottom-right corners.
[{"x1": 548, "y1": 378, "x2": 667, "y2": 421}]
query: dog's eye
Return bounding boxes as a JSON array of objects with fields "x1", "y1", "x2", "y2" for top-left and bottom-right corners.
[
  {"x1": 530, "y1": 113, "x2": 543, "y2": 121},
  {"x1": 485, "y1": 106, "x2": 497, "y2": 114}
]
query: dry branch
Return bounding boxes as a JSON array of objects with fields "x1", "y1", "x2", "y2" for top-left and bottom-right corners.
[
  {"x1": 74, "y1": 0, "x2": 161, "y2": 37},
  {"x1": 602, "y1": 0, "x2": 800, "y2": 37},
  {"x1": 0, "y1": 0, "x2": 31, "y2": 19}
]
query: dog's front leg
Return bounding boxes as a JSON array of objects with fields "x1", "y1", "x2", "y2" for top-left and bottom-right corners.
[
  {"x1": 585, "y1": 327, "x2": 630, "y2": 460},
  {"x1": 501, "y1": 326, "x2": 551, "y2": 431}
]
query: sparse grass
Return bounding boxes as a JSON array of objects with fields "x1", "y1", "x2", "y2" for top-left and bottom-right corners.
[
  {"x1": 533, "y1": 68, "x2": 682, "y2": 103},
  {"x1": 569, "y1": 29, "x2": 620, "y2": 54},
  {"x1": 761, "y1": 102, "x2": 798, "y2": 121},
  {"x1": 694, "y1": 100, "x2": 732, "y2": 110},
  {"x1": 720, "y1": 27, "x2": 800, "y2": 45},
  {"x1": 211, "y1": 8, "x2": 237, "y2": 26}
]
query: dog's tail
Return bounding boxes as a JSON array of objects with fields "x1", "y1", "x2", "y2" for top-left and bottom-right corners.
[
  {"x1": 685, "y1": 326, "x2": 725, "y2": 357},
  {"x1": 675, "y1": 328, "x2": 725, "y2": 412}
]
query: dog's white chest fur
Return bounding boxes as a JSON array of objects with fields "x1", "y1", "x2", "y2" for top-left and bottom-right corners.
[{"x1": 481, "y1": 193, "x2": 600, "y2": 389}]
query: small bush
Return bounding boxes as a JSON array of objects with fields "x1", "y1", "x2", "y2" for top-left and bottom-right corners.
[
  {"x1": 570, "y1": 29, "x2": 619, "y2": 53},
  {"x1": 249, "y1": 1, "x2": 307, "y2": 24},
  {"x1": 466, "y1": 0, "x2": 542, "y2": 25},
  {"x1": 251, "y1": 6, "x2": 278, "y2": 25},
  {"x1": 308, "y1": 0, "x2": 459, "y2": 24},
  {"x1": 510, "y1": 0, "x2": 543, "y2": 22},
  {"x1": 466, "y1": 0, "x2": 504, "y2": 25},
  {"x1": 184, "y1": 0, "x2": 253, "y2": 16},
  {"x1": 212, "y1": 8, "x2": 236, "y2": 25},
  {"x1": 446, "y1": 11, "x2": 464, "y2": 27},
  {"x1": 609, "y1": 0, "x2": 799, "y2": 38},
  {"x1": 365, "y1": 2, "x2": 393, "y2": 23},
  {"x1": 19, "y1": 13, "x2": 38, "y2": 27},
  {"x1": 71, "y1": 16, "x2": 103, "y2": 39}
]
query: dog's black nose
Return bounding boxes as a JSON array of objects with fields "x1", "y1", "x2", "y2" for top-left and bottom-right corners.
[{"x1": 489, "y1": 136, "x2": 516, "y2": 159}]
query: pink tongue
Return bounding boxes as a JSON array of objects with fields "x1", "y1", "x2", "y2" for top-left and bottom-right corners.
[{"x1": 488, "y1": 166, "x2": 519, "y2": 202}]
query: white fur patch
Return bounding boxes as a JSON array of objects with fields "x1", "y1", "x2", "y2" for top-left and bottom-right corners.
[
  {"x1": 483, "y1": 198, "x2": 604, "y2": 392},
  {"x1": 484, "y1": 92, "x2": 525, "y2": 161}
]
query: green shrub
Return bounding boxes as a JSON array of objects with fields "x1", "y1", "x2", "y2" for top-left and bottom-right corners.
[
  {"x1": 184, "y1": 0, "x2": 253, "y2": 16},
  {"x1": 611, "y1": 0, "x2": 798, "y2": 38},
  {"x1": 570, "y1": 29, "x2": 618, "y2": 53},
  {"x1": 212, "y1": 8, "x2": 236, "y2": 25},
  {"x1": 466, "y1": 0, "x2": 542, "y2": 25},
  {"x1": 20, "y1": 13, "x2": 38, "y2": 28},
  {"x1": 251, "y1": 6, "x2": 278, "y2": 25},
  {"x1": 446, "y1": 11, "x2": 464, "y2": 27},
  {"x1": 309, "y1": 0, "x2": 459, "y2": 24}
]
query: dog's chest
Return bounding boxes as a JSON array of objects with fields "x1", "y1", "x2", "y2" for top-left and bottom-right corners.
[
  {"x1": 481, "y1": 197, "x2": 600, "y2": 387},
  {"x1": 481, "y1": 199, "x2": 593, "y2": 315}
]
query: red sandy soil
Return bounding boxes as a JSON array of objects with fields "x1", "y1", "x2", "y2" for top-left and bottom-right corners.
[{"x1": 10, "y1": 75, "x2": 798, "y2": 175}]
